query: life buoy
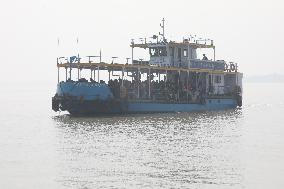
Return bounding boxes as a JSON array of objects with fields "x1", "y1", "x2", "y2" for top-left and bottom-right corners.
[
  {"x1": 224, "y1": 63, "x2": 228, "y2": 71},
  {"x1": 230, "y1": 64, "x2": 235, "y2": 71}
]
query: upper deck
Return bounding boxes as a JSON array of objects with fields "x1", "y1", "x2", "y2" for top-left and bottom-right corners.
[
  {"x1": 126, "y1": 19, "x2": 229, "y2": 70},
  {"x1": 56, "y1": 18, "x2": 240, "y2": 81},
  {"x1": 131, "y1": 40, "x2": 215, "y2": 49},
  {"x1": 57, "y1": 61, "x2": 238, "y2": 75}
]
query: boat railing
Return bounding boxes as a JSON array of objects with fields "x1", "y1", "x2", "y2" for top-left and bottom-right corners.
[
  {"x1": 189, "y1": 59, "x2": 238, "y2": 72},
  {"x1": 57, "y1": 56, "x2": 238, "y2": 72}
]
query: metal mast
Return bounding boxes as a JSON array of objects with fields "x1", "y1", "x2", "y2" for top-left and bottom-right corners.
[{"x1": 160, "y1": 18, "x2": 165, "y2": 42}]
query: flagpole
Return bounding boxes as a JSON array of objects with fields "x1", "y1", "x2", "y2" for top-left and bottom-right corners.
[
  {"x1": 77, "y1": 37, "x2": 79, "y2": 61},
  {"x1": 57, "y1": 37, "x2": 60, "y2": 83}
]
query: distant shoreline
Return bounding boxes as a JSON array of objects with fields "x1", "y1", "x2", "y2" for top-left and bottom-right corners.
[{"x1": 244, "y1": 74, "x2": 284, "y2": 83}]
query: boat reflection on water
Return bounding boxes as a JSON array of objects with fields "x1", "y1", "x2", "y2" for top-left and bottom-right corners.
[{"x1": 52, "y1": 109, "x2": 244, "y2": 188}]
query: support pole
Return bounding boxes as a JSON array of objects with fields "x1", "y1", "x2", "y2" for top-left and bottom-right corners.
[
  {"x1": 212, "y1": 74, "x2": 214, "y2": 92},
  {"x1": 137, "y1": 67, "x2": 140, "y2": 99},
  {"x1": 57, "y1": 67, "x2": 60, "y2": 83},
  {"x1": 211, "y1": 74, "x2": 214, "y2": 93},
  {"x1": 213, "y1": 47, "x2": 216, "y2": 61},
  {"x1": 122, "y1": 67, "x2": 124, "y2": 87},
  {"x1": 131, "y1": 47, "x2": 134, "y2": 64},
  {"x1": 77, "y1": 61, "x2": 80, "y2": 80},
  {"x1": 196, "y1": 72, "x2": 198, "y2": 91},
  {"x1": 148, "y1": 68, "x2": 151, "y2": 99},
  {"x1": 97, "y1": 66, "x2": 100, "y2": 82},
  {"x1": 131, "y1": 39, "x2": 135, "y2": 64},
  {"x1": 77, "y1": 68, "x2": 80, "y2": 80},
  {"x1": 65, "y1": 68, "x2": 67, "y2": 81},
  {"x1": 164, "y1": 70, "x2": 167, "y2": 93},
  {"x1": 165, "y1": 70, "x2": 168, "y2": 82},
  {"x1": 209, "y1": 74, "x2": 211, "y2": 93},
  {"x1": 187, "y1": 71, "x2": 189, "y2": 102},
  {"x1": 177, "y1": 70, "x2": 180, "y2": 101},
  {"x1": 69, "y1": 67, "x2": 72, "y2": 80},
  {"x1": 91, "y1": 69, "x2": 93, "y2": 80},
  {"x1": 94, "y1": 67, "x2": 96, "y2": 81},
  {"x1": 187, "y1": 44, "x2": 190, "y2": 69},
  {"x1": 108, "y1": 70, "x2": 111, "y2": 82},
  {"x1": 57, "y1": 58, "x2": 60, "y2": 83}
]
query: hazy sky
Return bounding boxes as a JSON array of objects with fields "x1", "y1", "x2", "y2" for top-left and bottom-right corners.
[{"x1": 1, "y1": 0, "x2": 284, "y2": 83}]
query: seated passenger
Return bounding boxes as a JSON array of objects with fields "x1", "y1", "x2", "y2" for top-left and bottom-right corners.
[
  {"x1": 202, "y1": 54, "x2": 208, "y2": 60},
  {"x1": 79, "y1": 78, "x2": 88, "y2": 82}
]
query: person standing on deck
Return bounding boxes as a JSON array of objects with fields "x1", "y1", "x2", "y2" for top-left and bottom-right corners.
[{"x1": 202, "y1": 54, "x2": 208, "y2": 60}]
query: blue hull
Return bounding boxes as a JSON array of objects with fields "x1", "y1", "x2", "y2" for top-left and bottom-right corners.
[
  {"x1": 56, "y1": 99, "x2": 237, "y2": 115},
  {"x1": 52, "y1": 81, "x2": 239, "y2": 115}
]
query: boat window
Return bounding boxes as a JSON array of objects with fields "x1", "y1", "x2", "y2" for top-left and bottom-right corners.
[
  {"x1": 215, "y1": 75, "x2": 222, "y2": 83},
  {"x1": 149, "y1": 47, "x2": 167, "y2": 57},
  {"x1": 183, "y1": 49, "x2": 188, "y2": 57},
  {"x1": 170, "y1": 47, "x2": 174, "y2": 56},
  {"x1": 178, "y1": 48, "x2": 181, "y2": 59}
]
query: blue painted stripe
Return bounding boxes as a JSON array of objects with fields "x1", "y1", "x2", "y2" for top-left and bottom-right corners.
[{"x1": 127, "y1": 99, "x2": 237, "y2": 113}]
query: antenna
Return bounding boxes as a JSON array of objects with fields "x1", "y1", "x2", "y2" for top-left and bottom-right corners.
[
  {"x1": 99, "y1": 49, "x2": 102, "y2": 63},
  {"x1": 160, "y1": 18, "x2": 165, "y2": 42},
  {"x1": 77, "y1": 53, "x2": 80, "y2": 63},
  {"x1": 57, "y1": 37, "x2": 60, "y2": 67},
  {"x1": 57, "y1": 37, "x2": 61, "y2": 63},
  {"x1": 76, "y1": 37, "x2": 80, "y2": 61}
]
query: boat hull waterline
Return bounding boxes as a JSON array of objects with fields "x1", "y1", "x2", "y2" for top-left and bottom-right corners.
[{"x1": 52, "y1": 82, "x2": 241, "y2": 115}]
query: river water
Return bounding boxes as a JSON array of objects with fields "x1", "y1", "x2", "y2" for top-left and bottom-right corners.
[{"x1": 0, "y1": 82, "x2": 283, "y2": 189}]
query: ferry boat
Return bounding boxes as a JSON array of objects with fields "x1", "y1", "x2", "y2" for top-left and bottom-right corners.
[{"x1": 52, "y1": 19, "x2": 243, "y2": 115}]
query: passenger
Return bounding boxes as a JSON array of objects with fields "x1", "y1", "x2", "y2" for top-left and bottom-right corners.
[
  {"x1": 202, "y1": 54, "x2": 208, "y2": 60},
  {"x1": 79, "y1": 78, "x2": 87, "y2": 82}
]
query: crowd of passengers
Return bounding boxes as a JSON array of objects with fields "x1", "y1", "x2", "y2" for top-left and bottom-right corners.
[
  {"x1": 68, "y1": 77, "x2": 206, "y2": 102},
  {"x1": 108, "y1": 78, "x2": 206, "y2": 102}
]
